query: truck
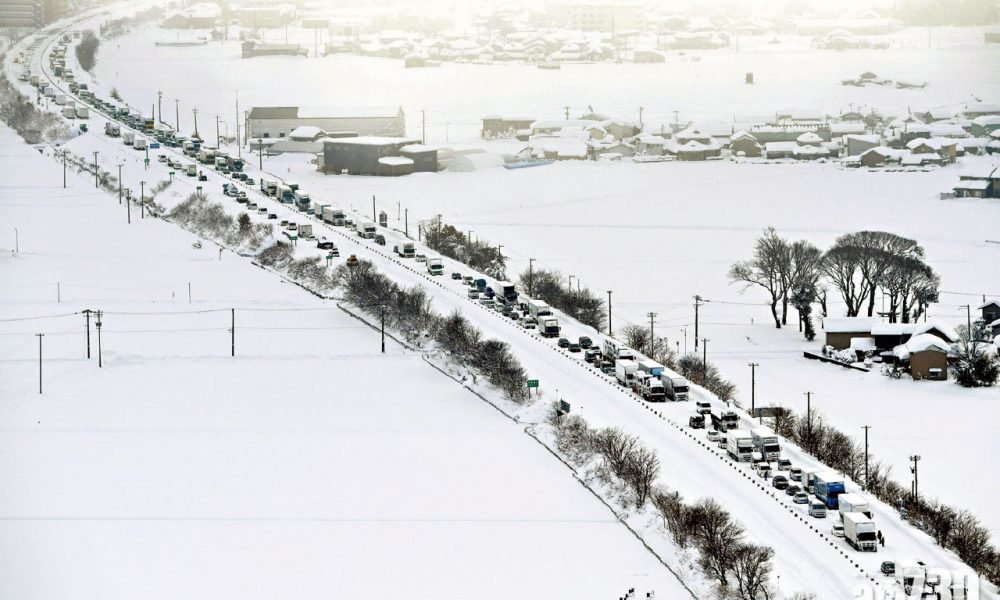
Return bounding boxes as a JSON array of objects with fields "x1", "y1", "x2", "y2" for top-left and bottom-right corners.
[
  {"x1": 710, "y1": 409, "x2": 738, "y2": 431},
  {"x1": 321, "y1": 206, "x2": 337, "y2": 224},
  {"x1": 837, "y1": 493, "x2": 872, "y2": 520},
  {"x1": 750, "y1": 427, "x2": 781, "y2": 462},
  {"x1": 539, "y1": 316, "x2": 561, "y2": 338},
  {"x1": 277, "y1": 184, "x2": 294, "y2": 203},
  {"x1": 357, "y1": 221, "x2": 377, "y2": 239},
  {"x1": 62, "y1": 106, "x2": 76, "y2": 119},
  {"x1": 634, "y1": 373, "x2": 666, "y2": 401},
  {"x1": 214, "y1": 156, "x2": 230, "y2": 172},
  {"x1": 615, "y1": 359, "x2": 638, "y2": 387},
  {"x1": 134, "y1": 137, "x2": 147, "y2": 151},
  {"x1": 314, "y1": 203, "x2": 330, "y2": 219},
  {"x1": 55, "y1": 94, "x2": 66, "y2": 105},
  {"x1": 75, "y1": 106, "x2": 89, "y2": 119},
  {"x1": 330, "y1": 208, "x2": 346, "y2": 226},
  {"x1": 602, "y1": 339, "x2": 636, "y2": 363},
  {"x1": 394, "y1": 242, "x2": 415, "y2": 258},
  {"x1": 105, "y1": 122, "x2": 120, "y2": 137},
  {"x1": 637, "y1": 359, "x2": 664, "y2": 377},
  {"x1": 812, "y1": 471, "x2": 846, "y2": 509},
  {"x1": 198, "y1": 148, "x2": 216, "y2": 164},
  {"x1": 294, "y1": 190, "x2": 311, "y2": 211},
  {"x1": 661, "y1": 371, "x2": 689, "y2": 401},
  {"x1": 726, "y1": 429, "x2": 755, "y2": 462},
  {"x1": 523, "y1": 298, "x2": 552, "y2": 320},
  {"x1": 426, "y1": 257, "x2": 443, "y2": 276},
  {"x1": 842, "y1": 512, "x2": 878, "y2": 552},
  {"x1": 122, "y1": 131, "x2": 135, "y2": 146},
  {"x1": 298, "y1": 223, "x2": 313, "y2": 238},
  {"x1": 185, "y1": 163, "x2": 197, "y2": 177},
  {"x1": 497, "y1": 281, "x2": 518, "y2": 304}
]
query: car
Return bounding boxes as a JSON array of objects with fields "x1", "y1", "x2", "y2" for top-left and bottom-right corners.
[
  {"x1": 557, "y1": 337, "x2": 570, "y2": 348},
  {"x1": 498, "y1": 304, "x2": 513, "y2": 316},
  {"x1": 268, "y1": 213, "x2": 277, "y2": 220},
  {"x1": 793, "y1": 492, "x2": 809, "y2": 504},
  {"x1": 345, "y1": 254, "x2": 359, "y2": 267},
  {"x1": 785, "y1": 484, "x2": 801, "y2": 497},
  {"x1": 696, "y1": 401, "x2": 711, "y2": 414},
  {"x1": 258, "y1": 207, "x2": 267, "y2": 214},
  {"x1": 771, "y1": 475, "x2": 788, "y2": 490},
  {"x1": 809, "y1": 501, "x2": 827, "y2": 518},
  {"x1": 467, "y1": 288, "x2": 479, "y2": 299},
  {"x1": 479, "y1": 298, "x2": 496, "y2": 309},
  {"x1": 280, "y1": 220, "x2": 289, "y2": 227},
  {"x1": 521, "y1": 317, "x2": 537, "y2": 330},
  {"x1": 462, "y1": 275, "x2": 474, "y2": 285},
  {"x1": 831, "y1": 523, "x2": 845, "y2": 538},
  {"x1": 451, "y1": 272, "x2": 462, "y2": 280},
  {"x1": 484, "y1": 287, "x2": 495, "y2": 299},
  {"x1": 599, "y1": 361, "x2": 615, "y2": 375},
  {"x1": 158, "y1": 154, "x2": 168, "y2": 162},
  {"x1": 880, "y1": 561, "x2": 895, "y2": 576},
  {"x1": 415, "y1": 254, "x2": 427, "y2": 263},
  {"x1": 578, "y1": 336, "x2": 593, "y2": 349},
  {"x1": 757, "y1": 463, "x2": 773, "y2": 479},
  {"x1": 509, "y1": 310, "x2": 521, "y2": 321},
  {"x1": 374, "y1": 234, "x2": 386, "y2": 245},
  {"x1": 568, "y1": 342, "x2": 581, "y2": 353},
  {"x1": 236, "y1": 197, "x2": 249, "y2": 204},
  {"x1": 789, "y1": 467, "x2": 803, "y2": 482},
  {"x1": 689, "y1": 415, "x2": 705, "y2": 429},
  {"x1": 584, "y1": 349, "x2": 600, "y2": 363},
  {"x1": 777, "y1": 458, "x2": 792, "y2": 471},
  {"x1": 317, "y1": 241, "x2": 335, "y2": 250},
  {"x1": 707, "y1": 430, "x2": 721, "y2": 442},
  {"x1": 247, "y1": 202, "x2": 258, "y2": 210},
  {"x1": 244, "y1": 177, "x2": 255, "y2": 186}
]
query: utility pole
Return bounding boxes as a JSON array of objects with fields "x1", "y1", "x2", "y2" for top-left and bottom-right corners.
[
  {"x1": 62, "y1": 151, "x2": 66, "y2": 188},
  {"x1": 564, "y1": 105, "x2": 570, "y2": 120},
  {"x1": 680, "y1": 327, "x2": 687, "y2": 354},
  {"x1": 702, "y1": 338, "x2": 709, "y2": 383},
  {"x1": 36, "y1": 333, "x2": 44, "y2": 394},
  {"x1": 804, "y1": 391, "x2": 813, "y2": 448},
  {"x1": 909, "y1": 454, "x2": 921, "y2": 503},
  {"x1": 125, "y1": 188, "x2": 131, "y2": 224},
  {"x1": 694, "y1": 295, "x2": 704, "y2": 350},
  {"x1": 380, "y1": 306, "x2": 386, "y2": 353},
  {"x1": 638, "y1": 106, "x2": 644, "y2": 129},
  {"x1": 748, "y1": 362, "x2": 759, "y2": 419},
  {"x1": 95, "y1": 310, "x2": 103, "y2": 368},
  {"x1": 235, "y1": 93, "x2": 240, "y2": 157},
  {"x1": 497, "y1": 245, "x2": 503, "y2": 262},
  {"x1": 862, "y1": 425, "x2": 872, "y2": 490},
  {"x1": 92, "y1": 151, "x2": 99, "y2": 188},
  {"x1": 605, "y1": 290, "x2": 614, "y2": 335},
  {"x1": 372, "y1": 195, "x2": 376, "y2": 223},
  {"x1": 258, "y1": 138, "x2": 263, "y2": 170},
  {"x1": 83, "y1": 309, "x2": 92, "y2": 359},
  {"x1": 405, "y1": 208, "x2": 409, "y2": 238},
  {"x1": 421, "y1": 109, "x2": 426, "y2": 145},
  {"x1": 216, "y1": 115, "x2": 221, "y2": 148},
  {"x1": 647, "y1": 312, "x2": 657, "y2": 356},
  {"x1": 158, "y1": 90, "x2": 163, "y2": 124},
  {"x1": 117, "y1": 163, "x2": 123, "y2": 204},
  {"x1": 958, "y1": 304, "x2": 972, "y2": 341},
  {"x1": 140, "y1": 181, "x2": 145, "y2": 218},
  {"x1": 528, "y1": 258, "x2": 535, "y2": 296},
  {"x1": 193, "y1": 108, "x2": 199, "y2": 138},
  {"x1": 231, "y1": 308, "x2": 235, "y2": 357},
  {"x1": 174, "y1": 98, "x2": 180, "y2": 131}
]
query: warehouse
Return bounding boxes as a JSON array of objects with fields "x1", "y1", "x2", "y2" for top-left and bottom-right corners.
[
  {"x1": 317, "y1": 137, "x2": 423, "y2": 176},
  {"x1": 249, "y1": 106, "x2": 406, "y2": 139}
]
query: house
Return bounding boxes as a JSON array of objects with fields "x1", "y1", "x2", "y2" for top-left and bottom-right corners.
[
  {"x1": 675, "y1": 126, "x2": 713, "y2": 145},
  {"x1": 377, "y1": 156, "x2": 414, "y2": 176},
  {"x1": 894, "y1": 333, "x2": 953, "y2": 380},
  {"x1": 729, "y1": 131, "x2": 762, "y2": 157},
  {"x1": 919, "y1": 108, "x2": 954, "y2": 123},
  {"x1": 823, "y1": 317, "x2": 881, "y2": 349},
  {"x1": 481, "y1": 115, "x2": 535, "y2": 139},
  {"x1": 635, "y1": 134, "x2": 669, "y2": 156},
  {"x1": 677, "y1": 140, "x2": 710, "y2": 161},
  {"x1": 398, "y1": 144, "x2": 438, "y2": 172},
  {"x1": 971, "y1": 115, "x2": 1000, "y2": 137},
  {"x1": 249, "y1": 106, "x2": 405, "y2": 139},
  {"x1": 980, "y1": 300, "x2": 1000, "y2": 323},
  {"x1": 964, "y1": 103, "x2": 1000, "y2": 119},
  {"x1": 991, "y1": 318, "x2": 1000, "y2": 338},
  {"x1": 953, "y1": 179, "x2": 992, "y2": 198},
  {"x1": 796, "y1": 131, "x2": 824, "y2": 146},
  {"x1": 764, "y1": 141, "x2": 798, "y2": 159},
  {"x1": 906, "y1": 138, "x2": 942, "y2": 155},
  {"x1": 529, "y1": 119, "x2": 596, "y2": 136},
  {"x1": 956, "y1": 165, "x2": 999, "y2": 197},
  {"x1": 317, "y1": 136, "x2": 422, "y2": 175},
  {"x1": 846, "y1": 134, "x2": 881, "y2": 157}
]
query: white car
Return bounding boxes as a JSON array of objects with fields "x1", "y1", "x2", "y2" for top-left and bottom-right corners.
[
  {"x1": 520, "y1": 317, "x2": 537, "y2": 330},
  {"x1": 415, "y1": 254, "x2": 427, "y2": 263},
  {"x1": 706, "y1": 430, "x2": 721, "y2": 442},
  {"x1": 831, "y1": 523, "x2": 845, "y2": 538}
]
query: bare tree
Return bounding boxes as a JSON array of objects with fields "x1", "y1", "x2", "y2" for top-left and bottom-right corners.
[
  {"x1": 731, "y1": 543, "x2": 775, "y2": 600},
  {"x1": 780, "y1": 240, "x2": 822, "y2": 325},
  {"x1": 590, "y1": 427, "x2": 639, "y2": 477},
  {"x1": 729, "y1": 228, "x2": 790, "y2": 328},
  {"x1": 652, "y1": 488, "x2": 695, "y2": 548},
  {"x1": 623, "y1": 445, "x2": 660, "y2": 507},
  {"x1": 690, "y1": 498, "x2": 745, "y2": 587}
]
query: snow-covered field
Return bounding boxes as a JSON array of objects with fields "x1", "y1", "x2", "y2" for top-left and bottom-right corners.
[{"x1": 0, "y1": 124, "x2": 691, "y2": 599}]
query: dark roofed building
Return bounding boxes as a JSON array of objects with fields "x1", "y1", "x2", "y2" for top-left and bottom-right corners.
[
  {"x1": 318, "y1": 137, "x2": 422, "y2": 176},
  {"x1": 249, "y1": 106, "x2": 405, "y2": 139}
]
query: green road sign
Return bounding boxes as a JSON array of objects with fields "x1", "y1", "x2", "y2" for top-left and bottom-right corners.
[{"x1": 527, "y1": 379, "x2": 539, "y2": 389}]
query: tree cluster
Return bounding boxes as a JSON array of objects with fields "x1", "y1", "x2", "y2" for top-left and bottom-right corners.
[
  {"x1": 333, "y1": 258, "x2": 529, "y2": 402},
  {"x1": 951, "y1": 341, "x2": 1000, "y2": 388},
  {"x1": 168, "y1": 192, "x2": 273, "y2": 252},
  {"x1": 770, "y1": 407, "x2": 1000, "y2": 583},
  {"x1": 99, "y1": 7, "x2": 163, "y2": 39},
  {"x1": 75, "y1": 30, "x2": 99, "y2": 72},
  {"x1": 676, "y1": 353, "x2": 737, "y2": 402},
  {"x1": 423, "y1": 220, "x2": 507, "y2": 279},
  {"x1": 621, "y1": 324, "x2": 677, "y2": 369},
  {"x1": 0, "y1": 74, "x2": 71, "y2": 144},
  {"x1": 550, "y1": 411, "x2": 774, "y2": 598},
  {"x1": 517, "y1": 266, "x2": 606, "y2": 331},
  {"x1": 730, "y1": 229, "x2": 940, "y2": 336}
]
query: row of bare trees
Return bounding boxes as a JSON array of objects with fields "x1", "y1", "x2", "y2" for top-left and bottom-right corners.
[
  {"x1": 770, "y1": 407, "x2": 1000, "y2": 583},
  {"x1": 423, "y1": 220, "x2": 507, "y2": 279},
  {"x1": 0, "y1": 73, "x2": 71, "y2": 144},
  {"x1": 168, "y1": 193, "x2": 273, "y2": 252},
  {"x1": 730, "y1": 228, "x2": 940, "y2": 330},
  {"x1": 551, "y1": 410, "x2": 774, "y2": 598},
  {"x1": 517, "y1": 266, "x2": 606, "y2": 331}
]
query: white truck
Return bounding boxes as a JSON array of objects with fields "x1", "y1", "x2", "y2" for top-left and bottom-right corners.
[
  {"x1": 837, "y1": 493, "x2": 872, "y2": 520},
  {"x1": 393, "y1": 242, "x2": 415, "y2": 258},
  {"x1": 357, "y1": 221, "x2": 377, "y2": 239},
  {"x1": 314, "y1": 203, "x2": 330, "y2": 219},
  {"x1": 750, "y1": 426, "x2": 781, "y2": 462},
  {"x1": 523, "y1": 298, "x2": 553, "y2": 320},
  {"x1": 539, "y1": 316, "x2": 560, "y2": 338},
  {"x1": 726, "y1": 429, "x2": 755, "y2": 462},
  {"x1": 842, "y1": 512, "x2": 878, "y2": 552},
  {"x1": 426, "y1": 257, "x2": 443, "y2": 275},
  {"x1": 122, "y1": 131, "x2": 135, "y2": 146},
  {"x1": 661, "y1": 370, "x2": 689, "y2": 401},
  {"x1": 615, "y1": 359, "x2": 638, "y2": 387},
  {"x1": 298, "y1": 223, "x2": 313, "y2": 238},
  {"x1": 134, "y1": 137, "x2": 147, "y2": 151},
  {"x1": 634, "y1": 373, "x2": 666, "y2": 401},
  {"x1": 637, "y1": 359, "x2": 664, "y2": 377},
  {"x1": 75, "y1": 106, "x2": 89, "y2": 119},
  {"x1": 602, "y1": 339, "x2": 636, "y2": 362}
]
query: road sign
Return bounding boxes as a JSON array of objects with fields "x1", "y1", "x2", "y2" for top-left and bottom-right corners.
[
  {"x1": 526, "y1": 379, "x2": 539, "y2": 389},
  {"x1": 558, "y1": 400, "x2": 571, "y2": 415},
  {"x1": 752, "y1": 407, "x2": 786, "y2": 418}
]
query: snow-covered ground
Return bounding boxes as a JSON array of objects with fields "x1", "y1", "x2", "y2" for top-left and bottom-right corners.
[
  {"x1": 6, "y1": 9, "x2": 999, "y2": 598},
  {"x1": 0, "y1": 124, "x2": 690, "y2": 599}
]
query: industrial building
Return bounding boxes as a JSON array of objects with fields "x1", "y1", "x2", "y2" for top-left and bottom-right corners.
[
  {"x1": 317, "y1": 137, "x2": 435, "y2": 176},
  {"x1": 0, "y1": 0, "x2": 66, "y2": 28},
  {"x1": 248, "y1": 106, "x2": 406, "y2": 139}
]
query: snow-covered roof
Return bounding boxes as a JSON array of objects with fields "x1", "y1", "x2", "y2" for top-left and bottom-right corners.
[
  {"x1": 898, "y1": 333, "x2": 953, "y2": 356},
  {"x1": 824, "y1": 317, "x2": 880, "y2": 333},
  {"x1": 530, "y1": 119, "x2": 596, "y2": 130},
  {"x1": 323, "y1": 136, "x2": 420, "y2": 146},
  {"x1": 860, "y1": 146, "x2": 896, "y2": 158},
  {"x1": 849, "y1": 337, "x2": 876, "y2": 351},
  {"x1": 960, "y1": 165, "x2": 999, "y2": 179},
  {"x1": 955, "y1": 179, "x2": 992, "y2": 190},
  {"x1": 679, "y1": 140, "x2": 708, "y2": 151},
  {"x1": 289, "y1": 125, "x2": 324, "y2": 140},
  {"x1": 793, "y1": 145, "x2": 829, "y2": 156},
  {"x1": 871, "y1": 323, "x2": 918, "y2": 336},
  {"x1": 378, "y1": 156, "x2": 414, "y2": 166},
  {"x1": 636, "y1": 134, "x2": 669, "y2": 146},
  {"x1": 731, "y1": 130, "x2": 757, "y2": 142},
  {"x1": 764, "y1": 141, "x2": 799, "y2": 152},
  {"x1": 830, "y1": 123, "x2": 867, "y2": 135},
  {"x1": 912, "y1": 322, "x2": 960, "y2": 343},
  {"x1": 676, "y1": 126, "x2": 712, "y2": 140},
  {"x1": 978, "y1": 299, "x2": 1000, "y2": 309},
  {"x1": 906, "y1": 137, "x2": 941, "y2": 151},
  {"x1": 796, "y1": 132, "x2": 824, "y2": 144},
  {"x1": 399, "y1": 144, "x2": 435, "y2": 153}
]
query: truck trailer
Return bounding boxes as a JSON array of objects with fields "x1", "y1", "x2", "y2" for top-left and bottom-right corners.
[
  {"x1": 710, "y1": 409, "x2": 738, "y2": 431},
  {"x1": 394, "y1": 242, "x2": 415, "y2": 258},
  {"x1": 661, "y1": 370, "x2": 689, "y2": 401},
  {"x1": 523, "y1": 298, "x2": 553, "y2": 320},
  {"x1": 837, "y1": 493, "x2": 872, "y2": 520},
  {"x1": 426, "y1": 257, "x2": 443, "y2": 275},
  {"x1": 539, "y1": 317, "x2": 560, "y2": 338},
  {"x1": 750, "y1": 427, "x2": 781, "y2": 461},
  {"x1": 615, "y1": 359, "x2": 638, "y2": 387},
  {"x1": 811, "y1": 471, "x2": 846, "y2": 509},
  {"x1": 726, "y1": 429, "x2": 754, "y2": 462},
  {"x1": 842, "y1": 512, "x2": 878, "y2": 552}
]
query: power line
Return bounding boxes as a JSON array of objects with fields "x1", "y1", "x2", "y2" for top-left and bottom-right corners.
[{"x1": 0, "y1": 311, "x2": 81, "y2": 323}]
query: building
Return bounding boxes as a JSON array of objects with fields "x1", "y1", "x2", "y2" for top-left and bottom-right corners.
[
  {"x1": 826, "y1": 317, "x2": 957, "y2": 351},
  {"x1": 729, "y1": 131, "x2": 762, "y2": 157},
  {"x1": 823, "y1": 317, "x2": 881, "y2": 350},
  {"x1": 980, "y1": 300, "x2": 1000, "y2": 323},
  {"x1": 548, "y1": 2, "x2": 644, "y2": 32},
  {"x1": 249, "y1": 107, "x2": 405, "y2": 139},
  {"x1": 894, "y1": 333, "x2": 953, "y2": 380},
  {"x1": 481, "y1": 115, "x2": 535, "y2": 139},
  {"x1": 0, "y1": 0, "x2": 65, "y2": 27},
  {"x1": 317, "y1": 137, "x2": 422, "y2": 175},
  {"x1": 955, "y1": 165, "x2": 999, "y2": 198},
  {"x1": 971, "y1": 115, "x2": 1000, "y2": 137},
  {"x1": 399, "y1": 144, "x2": 438, "y2": 172},
  {"x1": 845, "y1": 134, "x2": 881, "y2": 157}
]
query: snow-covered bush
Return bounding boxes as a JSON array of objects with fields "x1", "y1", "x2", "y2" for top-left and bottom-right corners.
[{"x1": 951, "y1": 342, "x2": 999, "y2": 388}]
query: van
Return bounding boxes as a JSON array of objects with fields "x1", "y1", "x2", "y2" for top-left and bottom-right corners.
[
  {"x1": 696, "y1": 401, "x2": 711, "y2": 415},
  {"x1": 809, "y1": 502, "x2": 827, "y2": 518},
  {"x1": 789, "y1": 467, "x2": 803, "y2": 482}
]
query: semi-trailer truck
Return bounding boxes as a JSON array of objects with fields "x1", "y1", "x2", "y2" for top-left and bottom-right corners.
[
  {"x1": 634, "y1": 373, "x2": 666, "y2": 402},
  {"x1": 615, "y1": 359, "x2": 638, "y2": 387},
  {"x1": 837, "y1": 493, "x2": 872, "y2": 520},
  {"x1": 498, "y1": 282, "x2": 518, "y2": 304},
  {"x1": 710, "y1": 409, "x2": 738, "y2": 431},
  {"x1": 726, "y1": 429, "x2": 754, "y2": 462},
  {"x1": 601, "y1": 340, "x2": 636, "y2": 362},
  {"x1": 637, "y1": 359, "x2": 664, "y2": 377},
  {"x1": 812, "y1": 471, "x2": 846, "y2": 509},
  {"x1": 394, "y1": 242, "x2": 415, "y2": 258},
  {"x1": 842, "y1": 512, "x2": 878, "y2": 552},
  {"x1": 750, "y1": 427, "x2": 781, "y2": 461},
  {"x1": 661, "y1": 371, "x2": 689, "y2": 401}
]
